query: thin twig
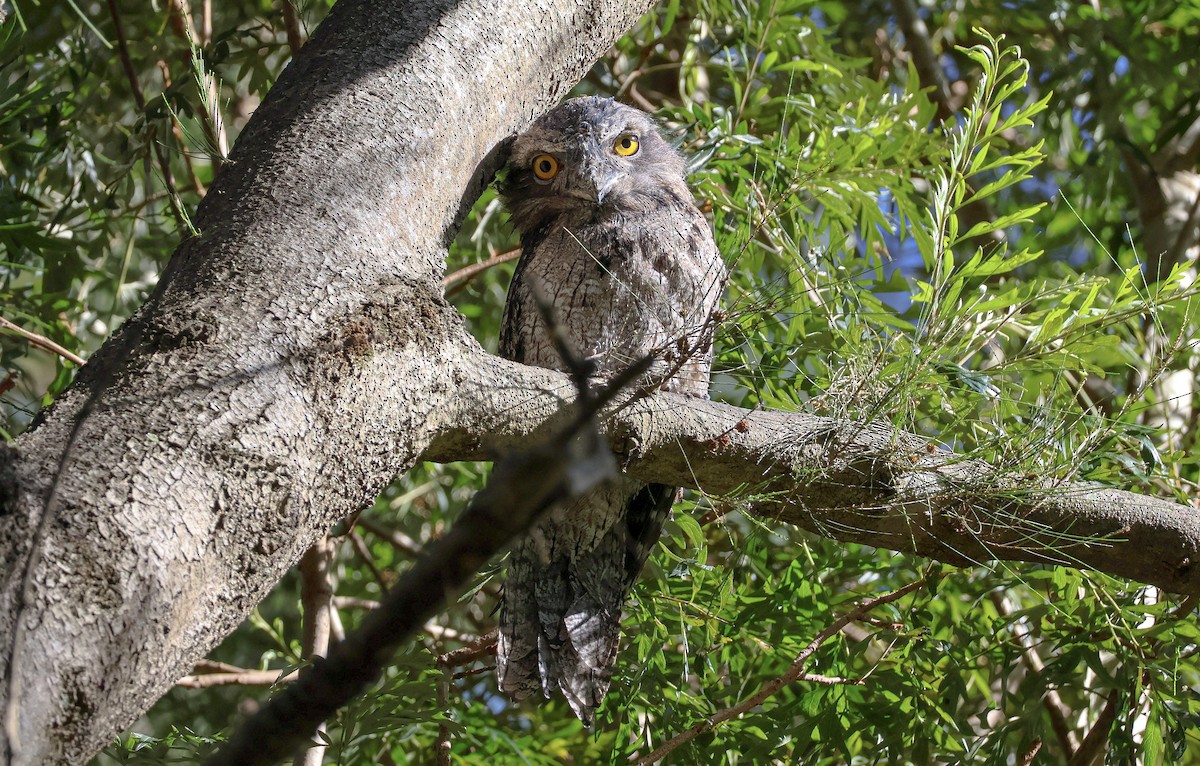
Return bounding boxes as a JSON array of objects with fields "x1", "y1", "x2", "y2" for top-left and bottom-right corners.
[
  {"x1": 349, "y1": 530, "x2": 390, "y2": 593},
  {"x1": 451, "y1": 666, "x2": 491, "y2": 682},
  {"x1": 797, "y1": 672, "x2": 860, "y2": 686},
  {"x1": 435, "y1": 629, "x2": 498, "y2": 669},
  {"x1": 612, "y1": 43, "x2": 656, "y2": 99},
  {"x1": 328, "y1": 601, "x2": 346, "y2": 644},
  {"x1": 177, "y1": 669, "x2": 293, "y2": 688},
  {"x1": 696, "y1": 501, "x2": 736, "y2": 526},
  {"x1": 191, "y1": 659, "x2": 248, "y2": 674},
  {"x1": 165, "y1": 0, "x2": 228, "y2": 164},
  {"x1": 436, "y1": 674, "x2": 451, "y2": 766},
  {"x1": 0, "y1": 317, "x2": 85, "y2": 366},
  {"x1": 442, "y1": 248, "x2": 521, "y2": 296},
  {"x1": 429, "y1": 579, "x2": 510, "y2": 762},
  {"x1": 626, "y1": 83, "x2": 656, "y2": 113},
  {"x1": 331, "y1": 599, "x2": 478, "y2": 644},
  {"x1": 631, "y1": 576, "x2": 931, "y2": 766},
  {"x1": 1171, "y1": 593, "x2": 1198, "y2": 620},
  {"x1": 356, "y1": 515, "x2": 421, "y2": 556},
  {"x1": 331, "y1": 596, "x2": 379, "y2": 611},
  {"x1": 156, "y1": 58, "x2": 206, "y2": 195}
]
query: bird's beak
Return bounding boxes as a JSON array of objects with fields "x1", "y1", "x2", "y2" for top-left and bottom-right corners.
[{"x1": 575, "y1": 165, "x2": 618, "y2": 204}]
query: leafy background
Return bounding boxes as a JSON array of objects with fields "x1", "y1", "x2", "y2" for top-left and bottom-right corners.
[{"x1": 2, "y1": 0, "x2": 1198, "y2": 763}]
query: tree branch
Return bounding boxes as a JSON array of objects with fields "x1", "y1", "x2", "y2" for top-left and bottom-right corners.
[
  {"x1": 890, "y1": 0, "x2": 954, "y2": 121},
  {"x1": 442, "y1": 247, "x2": 520, "y2": 296},
  {"x1": 348, "y1": 530, "x2": 390, "y2": 593},
  {"x1": 434, "y1": 629, "x2": 497, "y2": 669},
  {"x1": 1067, "y1": 689, "x2": 1119, "y2": 766},
  {"x1": 356, "y1": 515, "x2": 421, "y2": 556},
  {"x1": 294, "y1": 536, "x2": 336, "y2": 766},
  {"x1": 7, "y1": 1, "x2": 1198, "y2": 763},
  {"x1": 425, "y1": 353, "x2": 1200, "y2": 596},
  {"x1": 281, "y1": 0, "x2": 304, "y2": 55}
]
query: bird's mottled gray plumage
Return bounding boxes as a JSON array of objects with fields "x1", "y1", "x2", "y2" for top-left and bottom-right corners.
[{"x1": 496, "y1": 97, "x2": 726, "y2": 723}]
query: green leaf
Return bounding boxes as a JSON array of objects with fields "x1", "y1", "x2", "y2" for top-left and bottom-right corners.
[{"x1": 674, "y1": 512, "x2": 706, "y2": 550}]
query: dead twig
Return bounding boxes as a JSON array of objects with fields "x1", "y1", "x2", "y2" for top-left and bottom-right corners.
[
  {"x1": 442, "y1": 248, "x2": 521, "y2": 296},
  {"x1": 435, "y1": 629, "x2": 498, "y2": 669},
  {"x1": 178, "y1": 669, "x2": 294, "y2": 689},
  {"x1": 0, "y1": 317, "x2": 85, "y2": 366}
]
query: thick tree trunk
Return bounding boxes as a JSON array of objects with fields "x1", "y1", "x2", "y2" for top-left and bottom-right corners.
[
  {"x1": 2, "y1": 1, "x2": 1200, "y2": 764},
  {"x1": 0, "y1": 0, "x2": 655, "y2": 763}
]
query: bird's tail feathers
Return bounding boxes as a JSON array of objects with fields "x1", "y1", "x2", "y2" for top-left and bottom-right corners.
[{"x1": 497, "y1": 483, "x2": 676, "y2": 724}]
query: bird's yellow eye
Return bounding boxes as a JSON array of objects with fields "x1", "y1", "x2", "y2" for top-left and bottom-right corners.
[
  {"x1": 532, "y1": 154, "x2": 559, "y2": 181},
  {"x1": 613, "y1": 134, "x2": 639, "y2": 157}
]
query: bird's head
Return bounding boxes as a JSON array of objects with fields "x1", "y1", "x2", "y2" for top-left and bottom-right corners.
[{"x1": 501, "y1": 96, "x2": 687, "y2": 233}]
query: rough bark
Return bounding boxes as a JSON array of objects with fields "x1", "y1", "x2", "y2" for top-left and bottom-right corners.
[
  {"x1": 2, "y1": 0, "x2": 1200, "y2": 764},
  {"x1": 209, "y1": 389, "x2": 618, "y2": 766},
  {"x1": 0, "y1": 0, "x2": 655, "y2": 763}
]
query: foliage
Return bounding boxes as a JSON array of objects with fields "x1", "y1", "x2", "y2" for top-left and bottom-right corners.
[{"x1": 3, "y1": 0, "x2": 1199, "y2": 764}]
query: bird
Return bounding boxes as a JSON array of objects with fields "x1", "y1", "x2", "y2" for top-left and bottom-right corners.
[{"x1": 496, "y1": 96, "x2": 726, "y2": 724}]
